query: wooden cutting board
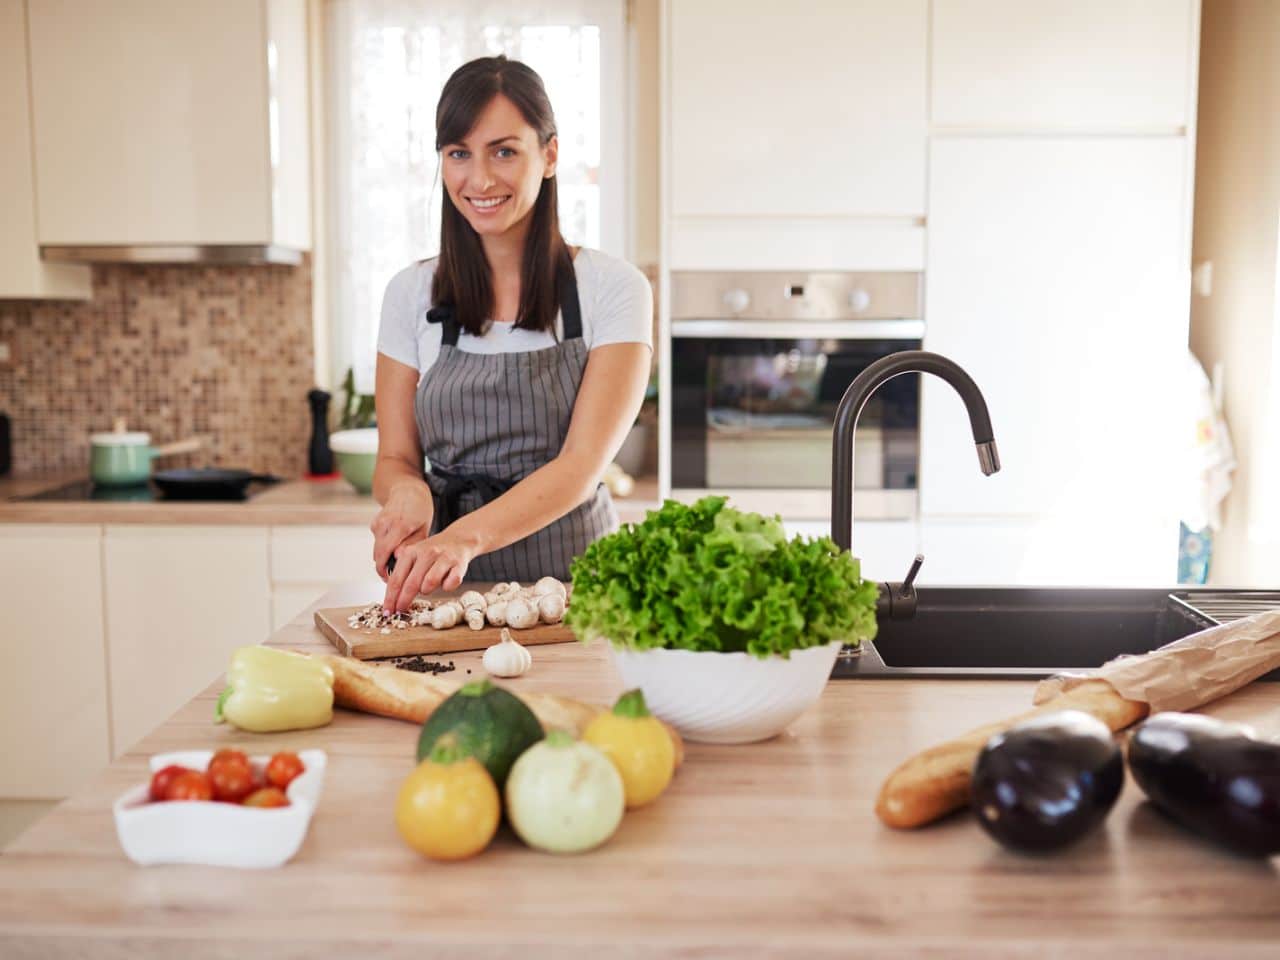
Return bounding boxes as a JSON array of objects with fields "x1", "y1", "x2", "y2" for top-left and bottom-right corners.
[{"x1": 313, "y1": 582, "x2": 576, "y2": 659}]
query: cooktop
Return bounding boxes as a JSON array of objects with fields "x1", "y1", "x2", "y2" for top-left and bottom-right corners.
[{"x1": 18, "y1": 478, "x2": 276, "y2": 503}]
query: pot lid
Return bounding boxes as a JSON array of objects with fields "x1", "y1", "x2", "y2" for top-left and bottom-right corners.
[{"x1": 90, "y1": 431, "x2": 151, "y2": 446}]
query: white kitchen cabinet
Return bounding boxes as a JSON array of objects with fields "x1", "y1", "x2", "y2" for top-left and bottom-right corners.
[
  {"x1": 27, "y1": 0, "x2": 310, "y2": 253},
  {"x1": 670, "y1": 0, "x2": 926, "y2": 218},
  {"x1": 920, "y1": 137, "x2": 1189, "y2": 584},
  {"x1": 269, "y1": 526, "x2": 376, "y2": 630},
  {"x1": 103, "y1": 526, "x2": 271, "y2": 755},
  {"x1": 920, "y1": 517, "x2": 1178, "y2": 587},
  {"x1": 0, "y1": 525, "x2": 107, "y2": 798},
  {"x1": 931, "y1": 0, "x2": 1198, "y2": 131},
  {"x1": 0, "y1": 0, "x2": 89, "y2": 299}
]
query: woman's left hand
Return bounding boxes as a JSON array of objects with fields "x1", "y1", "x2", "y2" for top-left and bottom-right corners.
[{"x1": 383, "y1": 530, "x2": 479, "y2": 613}]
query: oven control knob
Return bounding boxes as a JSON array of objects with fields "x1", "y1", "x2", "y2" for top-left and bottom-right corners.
[
  {"x1": 848, "y1": 289, "x2": 872, "y2": 313},
  {"x1": 722, "y1": 288, "x2": 751, "y2": 314}
]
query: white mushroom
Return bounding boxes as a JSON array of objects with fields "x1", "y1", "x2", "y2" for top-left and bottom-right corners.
[
  {"x1": 490, "y1": 582, "x2": 510, "y2": 596},
  {"x1": 459, "y1": 590, "x2": 487, "y2": 611},
  {"x1": 504, "y1": 596, "x2": 539, "y2": 630},
  {"x1": 485, "y1": 601, "x2": 508, "y2": 627},
  {"x1": 533, "y1": 576, "x2": 568, "y2": 600},
  {"x1": 430, "y1": 604, "x2": 461, "y2": 630},
  {"x1": 537, "y1": 593, "x2": 566, "y2": 624},
  {"x1": 465, "y1": 607, "x2": 486, "y2": 630}
]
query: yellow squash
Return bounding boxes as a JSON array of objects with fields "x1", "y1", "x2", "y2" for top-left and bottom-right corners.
[
  {"x1": 396, "y1": 737, "x2": 500, "y2": 861},
  {"x1": 216, "y1": 646, "x2": 334, "y2": 732},
  {"x1": 583, "y1": 688, "x2": 675, "y2": 808}
]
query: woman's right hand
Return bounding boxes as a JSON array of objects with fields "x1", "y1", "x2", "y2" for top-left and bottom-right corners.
[{"x1": 371, "y1": 480, "x2": 435, "y2": 580}]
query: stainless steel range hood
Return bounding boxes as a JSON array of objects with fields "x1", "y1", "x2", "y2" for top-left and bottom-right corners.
[{"x1": 40, "y1": 244, "x2": 304, "y2": 266}]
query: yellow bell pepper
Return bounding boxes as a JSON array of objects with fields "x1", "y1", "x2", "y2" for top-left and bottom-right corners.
[
  {"x1": 582, "y1": 688, "x2": 675, "y2": 808},
  {"x1": 215, "y1": 646, "x2": 334, "y2": 733}
]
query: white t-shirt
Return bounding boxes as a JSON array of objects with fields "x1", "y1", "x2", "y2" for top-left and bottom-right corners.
[{"x1": 377, "y1": 247, "x2": 653, "y2": 376}]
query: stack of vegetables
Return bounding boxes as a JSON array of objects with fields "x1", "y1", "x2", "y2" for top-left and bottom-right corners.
[{"x1": 395, "y1": 680, "x2": 676, "y2": 860}]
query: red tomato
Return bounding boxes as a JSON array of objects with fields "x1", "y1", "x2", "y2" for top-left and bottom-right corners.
[
  {"x1": 149, "y1": 764, "x2": 194, "y2": 802},
  {"x1": 163, "y1": 770, "x2": 214, "y2": 802},
  {"x1": 208, "y1": 756, "x2": 256, "y2": 803},
  {"x1": 265, "y1": 752, "x2": 305, "y2": 790},
  {"x1": 243, "y1": 786, "x2": 290, "y2": 808},
  {"x1": 210, "y1": 748, "x2": 250, "y2": 769}
]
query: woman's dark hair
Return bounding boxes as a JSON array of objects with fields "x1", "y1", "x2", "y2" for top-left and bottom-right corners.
[{"x1": 432, "y1": 56, "x2": 570, "y2": 337}]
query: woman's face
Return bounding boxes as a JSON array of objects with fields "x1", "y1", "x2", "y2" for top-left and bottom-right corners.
[{"x1": 441, "y1": 94, "x2": 557, "y2": 241}]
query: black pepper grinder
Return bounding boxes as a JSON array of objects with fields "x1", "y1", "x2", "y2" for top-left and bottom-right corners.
[
  {"x1": 306, "y1": 389, "x2": 336, "y2": 477},
  {"x1": 0, "y1": 413, "x2": 10, "y2": 477}
]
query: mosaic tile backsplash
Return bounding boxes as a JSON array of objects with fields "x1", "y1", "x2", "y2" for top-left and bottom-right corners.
[{"x1": 0, "y1": 259, "x2": 315, "y2": 477}]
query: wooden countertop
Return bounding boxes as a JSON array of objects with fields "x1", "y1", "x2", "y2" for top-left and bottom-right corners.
[
  {"x1": 1, "y1": 582, "x2": 1278, "y2": 958},
  {"x1": 0, "y1": 475, "x2": 661, "y2": 526}
]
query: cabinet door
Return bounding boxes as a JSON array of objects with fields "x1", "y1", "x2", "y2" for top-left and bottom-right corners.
[
  {"x1": 669, "y1": 0, "x2": 927, "y2": 218},
  {"x1": 0, "y1": 0, "x2": 89, "y2": 299},
  {"x1": 27, "y1": 0, "x2": 272, "y2": 245},
  {"x1": 0, "y1": 525, "x2": 107, "y2": 797},
  {"x1": 931, "y1": 0, "x2": 1196, "y2": 130},
  {"x1": 920, "y1": 517, "x2": 1178, "y2": 587},
  {"x1": 921, "y1": 136, "x2": 1189, "y2": 548},
  {"x1": 104, "y1": 526, "x2": 270, "y2": 755},
  {"x1": 270, "y1": 526, "x2": 378, "y2": 630}
]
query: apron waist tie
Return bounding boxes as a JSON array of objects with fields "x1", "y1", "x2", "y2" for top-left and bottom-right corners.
[{"x1": 428, "y1": 466, "x2": 516, "y2": 531}]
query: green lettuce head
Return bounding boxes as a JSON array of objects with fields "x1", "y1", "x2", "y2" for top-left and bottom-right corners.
[{"x1": 566, "y1": 496, "x2": 879, "y2": 659}]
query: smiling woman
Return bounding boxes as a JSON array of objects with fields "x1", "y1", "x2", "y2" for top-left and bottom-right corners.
[{"x1": 370, "y1": 56, "x2": 652, "y2": 612}]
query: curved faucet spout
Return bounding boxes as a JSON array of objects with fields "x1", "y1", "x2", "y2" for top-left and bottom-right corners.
[{"x1": 832, "y1": 350, "x2": 1000, "y2": 552}]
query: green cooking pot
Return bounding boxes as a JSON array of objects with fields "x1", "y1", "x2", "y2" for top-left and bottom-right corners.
[{"x1": 90, "y1": 430, "x2": 203, "y2": 487}]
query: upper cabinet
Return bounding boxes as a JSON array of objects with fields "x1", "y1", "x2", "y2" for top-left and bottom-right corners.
[
  {"x1": 26, "y1": 0, "x2": 311, "y2": 262},
  {"x1": 666, "y1": 0, "x2": 927, "y2": 269},
  {"x1": 0, "y1": 0, "x2": 90, "y2": 299},
  {"x1": 931, "y1": 0, "x2": 1197, "y2": 130}
]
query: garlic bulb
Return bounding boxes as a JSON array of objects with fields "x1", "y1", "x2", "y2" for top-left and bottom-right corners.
[
  {"x1": 483, "y1": 628, "x2": 532, "y2": 678},
  {"x1": 504, "y1": 596, "x2": 539, "y2": 630},
  {"x1": 464, "y1": 607, "x2": 486, "y2": 630}
]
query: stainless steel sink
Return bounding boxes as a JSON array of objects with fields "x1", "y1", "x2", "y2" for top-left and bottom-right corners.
[{"x1": 830, "y1": 587, "x2": 1280, "y2": 680}]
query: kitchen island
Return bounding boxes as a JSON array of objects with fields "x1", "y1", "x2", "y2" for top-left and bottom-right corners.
[{"x1": 1, "y1": 583, "x2": 1278, "y2": 958}]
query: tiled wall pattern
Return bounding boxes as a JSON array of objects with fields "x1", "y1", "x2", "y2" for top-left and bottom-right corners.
[{"x1": 0, "y1": 259, "x2": 315, "y2": 477}]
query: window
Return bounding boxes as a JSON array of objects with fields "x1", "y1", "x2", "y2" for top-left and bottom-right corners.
[{"x1": 325, "y1": 0, "x2": 626, "y2": 392}]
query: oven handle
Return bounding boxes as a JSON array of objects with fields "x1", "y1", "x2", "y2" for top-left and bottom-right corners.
[{"x1": 670, "y1": 319, "x2": 925, "y2": 340}]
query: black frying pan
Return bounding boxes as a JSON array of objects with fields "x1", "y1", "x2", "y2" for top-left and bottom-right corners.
[{"x1": 152, "y1": 468, "x2": 281, "y2": 501}]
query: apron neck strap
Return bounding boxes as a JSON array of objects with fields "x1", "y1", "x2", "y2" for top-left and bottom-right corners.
[{"x1": 429, "y1": 251, "x2": 582, "y2": 345}]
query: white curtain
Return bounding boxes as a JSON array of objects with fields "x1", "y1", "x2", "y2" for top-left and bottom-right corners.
[{"x1": 325, "y1": 0, "x2": 625, "y2": 393}]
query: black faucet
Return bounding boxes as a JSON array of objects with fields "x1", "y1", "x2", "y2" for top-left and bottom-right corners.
[{"x1": 831, "y1": 350, "x2": 1001, "y2": 619}]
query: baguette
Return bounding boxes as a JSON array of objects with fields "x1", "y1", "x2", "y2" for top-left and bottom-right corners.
[
  {"x1": 322, "y1": 655, "x2": 602, "y2": 736},
  {"x1": 875, "y1": 679, "x2": 1148, "y2": 829}
]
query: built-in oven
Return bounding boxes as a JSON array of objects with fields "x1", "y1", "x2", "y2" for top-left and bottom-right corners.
[{"x1": 668, "y1": 271, "x2": 922, "y2": 519}]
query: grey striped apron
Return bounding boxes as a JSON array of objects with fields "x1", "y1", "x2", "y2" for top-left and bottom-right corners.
[{"x1": 414, "y1": 263, "x2": 618, "y2": 581}]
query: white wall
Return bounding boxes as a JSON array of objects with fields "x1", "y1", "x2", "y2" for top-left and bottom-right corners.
[{"x1": 1189, "y1": 0, "x2": 1280, "y2": 585}]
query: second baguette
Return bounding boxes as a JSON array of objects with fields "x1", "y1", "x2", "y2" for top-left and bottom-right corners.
[{"x1": 874, "y1": 679, "x2": 1148, "y2": 829}]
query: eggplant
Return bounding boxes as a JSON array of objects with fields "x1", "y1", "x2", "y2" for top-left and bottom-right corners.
[
  {"x1": 971, "y1": 710, "x2": 1123, "y2": 853},
  {"x1": 1128, "y1": 712, "x2": 1280, "y2": 856}
]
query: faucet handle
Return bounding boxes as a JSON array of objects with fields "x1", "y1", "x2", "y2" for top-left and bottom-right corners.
[{"x1": 876, "y1": 554, "x2": 924, "y2": 622}]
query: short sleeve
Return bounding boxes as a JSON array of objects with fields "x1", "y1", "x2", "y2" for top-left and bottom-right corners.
[
  {"x1": 584, "y1": 254, "x2": 654, "y2": 352},
  {"x1": 376, "y1": 264, "x2": 423, "y2": 370}
]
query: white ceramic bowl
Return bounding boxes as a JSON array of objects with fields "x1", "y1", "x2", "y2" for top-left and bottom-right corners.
[
  {"x1": 607, "y1": 641, "x2": 843, "y2": 744},
  {"x1": 113, "y1": 749, "x2": 327, "y2": 868}
]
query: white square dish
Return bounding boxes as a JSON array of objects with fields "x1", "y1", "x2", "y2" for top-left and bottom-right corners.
[{"x1": 112, "y1": 749, "x2": 327, "y2": 868}]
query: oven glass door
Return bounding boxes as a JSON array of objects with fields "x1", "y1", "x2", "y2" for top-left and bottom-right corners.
[{"x1": 672, "y1": 337, "x2": 920, "y2": 491}]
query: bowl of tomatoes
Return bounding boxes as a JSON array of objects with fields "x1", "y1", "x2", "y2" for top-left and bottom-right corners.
[{"x1": 112, "y1": 748, "x2": 327, "y2": 868}]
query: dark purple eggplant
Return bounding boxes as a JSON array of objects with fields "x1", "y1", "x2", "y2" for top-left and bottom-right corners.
[
  {"x1": 1128, "y1": 712, "x2": 1280, "y2": 856},
  {"x1": 971, "y1": 710, "x2": 1124, "y2": 853}
]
